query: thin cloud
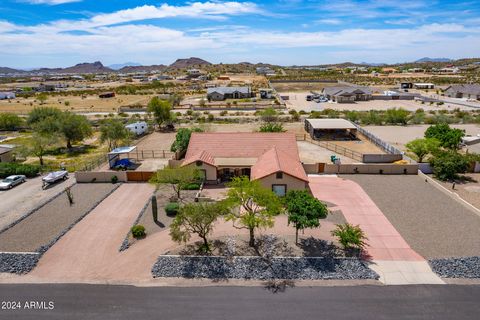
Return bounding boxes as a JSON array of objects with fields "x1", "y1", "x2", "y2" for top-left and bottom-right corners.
[{"x1": 18, "y1": 0, "x2": 82, "y2": 5}]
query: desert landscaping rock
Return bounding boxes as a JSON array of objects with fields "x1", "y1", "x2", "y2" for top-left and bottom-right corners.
[
  {"x1": 429, "y1": 257, "x2": 480, "y2": 278},
  {"x1": 0, "y1": 183, "x2": 118, "y2": 252},
  {"x1": 152, "y1": 256, "x2": 378, "y2": 280},
  {"x1": 0, "y1": 253, "x2": 40, "y2": 274}
]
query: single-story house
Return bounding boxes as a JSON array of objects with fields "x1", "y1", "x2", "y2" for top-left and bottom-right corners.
[
  {"x1": 414, "y1": 83, "x2": 435, "y2": 89},
  {"x1": 0, "y1": 145, "x2": 14, "y2": 163},
  {"x1": 0, "y1": 92, "x2": 15, "y2": 100},
  {"x1": 207, "y1": 86, "x2": 252, "y2": 101},
  {"x1": 304, "y1": 118, "x2": 357, "y2": 140},
  {"x1": 182, "y1": 132, "x2": 308, "y2": 196},
  {"x1": 125, "y1": 121, "x2": 148, "y2": 135},
  {"x1": 259, "y1": 88, "x2": 274, "y2": 99},
  {"x1": 400, "y1": 82, "x2": 413, "y2": 89},
  {"x1": 443, "y1": 84, "x2": 480, "y2": 100},
  {"x1": 322, "y1": 86, "x2": 372, "y2": 103}
]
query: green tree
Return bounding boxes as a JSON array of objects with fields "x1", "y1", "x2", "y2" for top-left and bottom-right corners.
[
  {"x1": 100, "y1": 118, "x2": 131, "y2": 151},
  {"x1": 0, "y1": 113, "x2": 23, "y2": 130},
  {"x1": 425, "y1": 123, "x2": 465, "y2": 149},
  {"x1": 150, "y1": 166, "x2": 201, "y2": 200},
  {"x1": 170, "y1": 202, "x2": 226, "y2": 252},
  {"x1": 27, "y1": 132, "x2": 58, "y2": 165},
  {"x1": 59, "y1": 112, "x2": 93, "y2": 149},
  {"x1": 429, "y1": 150, "x2": 469, "y2": 181},
  {"x1": 27, "y1": 107, "x2": 62, "y2": 127},
  {"x1": 385, "y1": 108, "x2": 409, "y2": 125},
  {"x1": 260, "y1": 107, "x2": 278, "y2": 123},
  {"x1": 405, "y1": 138, "x2": 440, "y2": 163},
  {"x1": 148, "y1": 97, "x2": 173, "y2": 129},
  {"x1": 170, "y1": 127, "x2": 204, "y2": 153},
  {"x1": 224, "y1": 176, "x2": 282, "y2": 247},
  {"x1": 285, "y1": 190, "x2": 328, "y2": 244}
]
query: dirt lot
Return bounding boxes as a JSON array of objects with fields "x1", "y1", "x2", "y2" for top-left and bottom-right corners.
[
  {"x1": 436, "y1": 173, "x2": 480, "y2": 210},
  {"x1": 364, "y1": 124, "x2": 480, "y2": 151},
  {"x1": 0, "y1": 94, "x2": 155, "y2": 113},
  {"x1": 345, "y1": 175, "x2": 480, "y2": 259},
  {"x1": 0, "y1": 183, "x2": 117, "y2": 252},
  {"x1": 282, "y1": 92, "x2": 477, "y2": 112}
]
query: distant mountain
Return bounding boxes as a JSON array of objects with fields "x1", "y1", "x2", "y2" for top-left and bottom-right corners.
[
  {"x1": 169, "y1": 57, "x2": 211, "y2": 69},
  {"x1": 108, "y1": 62, "x2": 142, "y2": 70},
  {"x1": 117, "y1": 64, "x2": 167, "y2": 73},
  {"x1": 359, "y1": 62, "x2": 387, "y2": 66},
  {"x1": 0, "y1": 67, "x2": 25, "y2": 74},
  {"x1": 34, "y1": 61, "x2": 113, "y2": 74},
  {"x1": 415, "y1": 57, "x2": 452, "y2": 63}
]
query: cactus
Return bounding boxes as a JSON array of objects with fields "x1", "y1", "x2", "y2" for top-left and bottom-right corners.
[
  {"x1": 151, "y1": 195, "x2": 158, "y2": 222},
  {"x1": 65, "y1": 186, "x2": 74, "y2": 206}
]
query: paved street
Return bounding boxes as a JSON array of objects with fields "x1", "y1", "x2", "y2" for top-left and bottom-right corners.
[
  {"x1": 0, "y1": 284, "x2": 479, "y2": 319},
  {"x1": 0, "y1": 175, "x2": 75, "y2": 230}
]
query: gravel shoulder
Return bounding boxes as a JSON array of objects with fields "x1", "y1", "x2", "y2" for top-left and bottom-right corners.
[
  {"x1": 0, "y1": 183, "x2": 117, "y2": 252},
  {"x1": 344, "y1": 175, "x2": 480, "y2": 259}
]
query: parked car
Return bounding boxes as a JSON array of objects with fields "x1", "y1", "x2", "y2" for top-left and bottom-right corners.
[
  {"x1": 0, "y1": 175, "x2": 26, "y2": 190},
  {"x1": 42, "y1": 170, "x2": 68, "y2": 189},
  {"x1": 306, "y1": 95, "x2": 313, "y2": 101}
]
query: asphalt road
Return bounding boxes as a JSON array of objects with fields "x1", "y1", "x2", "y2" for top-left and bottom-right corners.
[
  {"x1": 0, "y1": 284, "x2": 479, "y2": 319},
  {"x1": 0, "y1": 175, "x2": 75, "y2": 230}
]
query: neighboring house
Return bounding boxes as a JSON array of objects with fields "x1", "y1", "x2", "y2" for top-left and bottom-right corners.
[
  {"x1": 322, "y1": 86, "x2": 372, "y2": 103},
  {"x1": 381, "y1": 67, "x2": 397, "y2": 73},
  {"x1": 414, "y1": 83, "x2": 435, "y2": 89},
  {"x1": 444, "y1": 84, "x2": 480, "y2": 100},
  {"x1": 259, "y1": 88, "x2": 274, "y2": 99},
  {"x1": 400, "y1": 82, "x2": 413, "y2": 89},
  {"x1": 0, "y1": 145, "x2": 14, "y2": 163},
  {"x1": 207, "y1": 86, "x2": 252, "y2": 101},
  {"x1": 182, "y1": 132, "x2": 308, "y2": 196},
  {"x1": 125, "y1": 121, "x2": 148, "y2": 135},
  {"x1": 0, "y1": 92, "x2": 15, "y2": 99}
]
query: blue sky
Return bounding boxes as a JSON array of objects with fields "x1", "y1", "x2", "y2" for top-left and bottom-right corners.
[{"x1": 1, "y1": 0, "x2": 480, "y2": 68}]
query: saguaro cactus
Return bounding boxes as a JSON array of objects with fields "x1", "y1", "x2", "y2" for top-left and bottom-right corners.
[{"x1": 151, "y1": 195, "x2": 158, "y2": 222}]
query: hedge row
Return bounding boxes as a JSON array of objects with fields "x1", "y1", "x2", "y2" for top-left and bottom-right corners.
[{"x1": 0, "y1": 163, "x2": 40, "y2": 178}]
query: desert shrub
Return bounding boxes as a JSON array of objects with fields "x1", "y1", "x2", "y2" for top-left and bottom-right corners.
[
  {"x1": 430, "y1": 150, "x2": 469, "y2": 181},
  {"x1": 111, "y1": 175, "x2": 118, "y2": 184},
  {"x1": 181, "y1": 182, "x2": 201, "y2": 190},
  {"x1": 131, "y1": 225, "x2": 146, "y2": 239},
  {"x1": 331, "y1": 223, "x2": 368, "y2": 252},
  {"x1": 0, "y1": 163, "x2": 40, "y2": 178},
  {"x1": 165, "y1": 202, "x2": 180, "y2": 216}
]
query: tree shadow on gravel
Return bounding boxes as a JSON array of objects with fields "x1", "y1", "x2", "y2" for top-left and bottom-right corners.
[{"x1": 298, "y1": 237, "x2": 339, "y2": 258}]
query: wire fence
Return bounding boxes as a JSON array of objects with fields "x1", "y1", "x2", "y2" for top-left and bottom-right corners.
[{"x1": 296, "y1": 134, "x2": 364, "y2": 162}]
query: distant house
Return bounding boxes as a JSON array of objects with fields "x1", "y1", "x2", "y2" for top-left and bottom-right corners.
[
  {"x1": 99, "y1": 92, "x2": 115, "y2": 98},
  {"x1": 322, "y1": 86, "x2": 372, "y2": 103},
  {"x1": 414, "y1": 83, "x2": 435, "y2": 89},
  {"x1": 182, "y1": 132, "x2": 308, "y2": 196},
  {"x1": 256, "y1": 66, "x2": 275, "y2": 75},
  {"x1": 217, "y1": 76, "x2": 230, "y2": 80},
  {"x1": 400, "y1": 82, "x2": 413, "y2": 89},
  {"x1": 207, "y1": 86, "x2": 252, "y2": 101},
  {"x1": 125, "y1": 121, "x2": 148, "y2": 135},
  {"x1": 0, "y1": 92, "x2": 15, "y2": 100},
  {"x1": 381, "y1": 67, "x2": 397, "y2": 73},
  {"x1": 259, "y1": 88, "x2": 274, "y2": 99},
  {"x1": 444, "y1": 84, "x2": 480, "y2": 100},
  {"x1": 0, "y1": 145, "x2": 14, "y2": 163}
]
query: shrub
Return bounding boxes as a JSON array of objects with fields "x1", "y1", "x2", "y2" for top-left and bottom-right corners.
[
  {"x1": 131, "y1": 225, "x2": 146, "y2": 239},
  {"x1": 430, "y1": 150, "x2": 469, "y2": 181},
  {"x1": 165, "y1": 202, "x2": 180, "y2": 216},
  {"x1": 111, "y1": 175, "x2": 118, "y2": 184},
  {"x1": 331, "y1": 223, "x2": 368, "y2": 252},
  {"x1": 181, "y1": 182, "x2": 201, "y2": 190},
  {"x1": 0, "y1": 163, "x2": 40, "y2": 178}
]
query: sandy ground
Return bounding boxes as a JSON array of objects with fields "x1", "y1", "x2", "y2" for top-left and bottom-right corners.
[
  {"x1": 298, "y1": 141, "x2": 357, "y2": 163},
  {"x1": 345, "y1": 175, "x2": 480, "y2": 259},
  {"x1": 436, "y1": 173, "x2": 480, "y2": 210},
  {"x1": 0, "y1": 175, "x2": 75, "y2": 230},
  {"x1": 282, "y1": 92, "x2": 477, "y2": 112},
  {"x1": 0, "y1": 183, "x2": 116, "y2": 252},
  {"x1": 363, "y1": 124, "x2": 480, "y2": 150}
]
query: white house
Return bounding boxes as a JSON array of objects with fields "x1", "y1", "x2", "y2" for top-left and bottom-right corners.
[{"x1": 125, "y1": 121, "x2": 148, "y2": 135}]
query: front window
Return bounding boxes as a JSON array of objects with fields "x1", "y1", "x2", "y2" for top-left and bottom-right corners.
[{"x1": 272, "y1": 184, "x2": 286, "y2": 197}]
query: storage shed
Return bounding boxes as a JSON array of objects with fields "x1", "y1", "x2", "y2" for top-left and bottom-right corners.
[{"x1": 304, "y1": 119, "x2": 357, "y2": 140}]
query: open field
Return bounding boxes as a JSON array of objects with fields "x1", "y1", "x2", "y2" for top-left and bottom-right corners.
[
  {"x1": 282, "y1": 91, "x2": 478, "y2": 112},
  {"x1": 271, "y1": 82, "x2": 340, "y2": 92},
  {"x1": 345, "y1": 175, "x2": 480, "y2": 259},
  {"x1": 363, "y1": 124, "x2": 480, "y2": 150},
  {"x1": 0, "y1": 94, "x2": 155, "y2": 113}
]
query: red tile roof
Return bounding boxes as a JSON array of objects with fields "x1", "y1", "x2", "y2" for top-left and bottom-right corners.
[
  {"x1": 184, "y1": 132, "x2": 300, "y2": 160},
  {"x1": 251, "y1": 147, "x2": 308, "y2": 182},
  {"x1": 182, "y1": 150, "x2": 215, "y2": 166}
]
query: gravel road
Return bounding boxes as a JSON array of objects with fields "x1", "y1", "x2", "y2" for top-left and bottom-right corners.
[
  {"x1": 0, "y1": 175, "x2": 75, "y2": 230},
  {"x1": 344, "y1": 175, "x2": 480, "y2": 259}
]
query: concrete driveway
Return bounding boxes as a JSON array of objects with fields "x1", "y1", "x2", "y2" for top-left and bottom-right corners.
[{"x1": 0, "y1": 175, "x2": 75, "y2": 230}]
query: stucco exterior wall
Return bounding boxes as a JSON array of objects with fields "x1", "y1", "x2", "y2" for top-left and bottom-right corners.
[{"x1": 257, "y1": 173, "x2": 307, "y2": 192}]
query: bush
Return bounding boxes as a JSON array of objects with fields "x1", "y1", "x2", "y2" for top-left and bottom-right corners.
[
  {"x1": 131, "y1": 225, "x2": 146, "y2": 239},
  {"x1": 165, "y1": 202, "x2": 180, "y2": 216},
  {"x1": 430, "y1": 150, "x2": 469, "y2": 181},
  {"x1": 331, "y1": 223, "x2": 368, "y2": 252},
  {"x1": 0, "y1": 163, "x2": 40, "y2": 178},
  {"x1": 181, "y1": 182, "x2": 201, "y2": 190},
  {"x1": 111, "y1": 175, "x2": 118, "y2": 184}
]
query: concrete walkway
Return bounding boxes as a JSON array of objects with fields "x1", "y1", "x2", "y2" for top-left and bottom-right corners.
[{"x1": 308, "y1": 175, "x2": 444, "y2": 285}]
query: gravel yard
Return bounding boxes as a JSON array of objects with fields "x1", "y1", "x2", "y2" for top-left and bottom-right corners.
[
  {"x1": 0, "y1": 183, "x2": 117, "y2": 252},
  {"x1": 344, "y1": 175, "x2": 480, "y2": 259}
]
